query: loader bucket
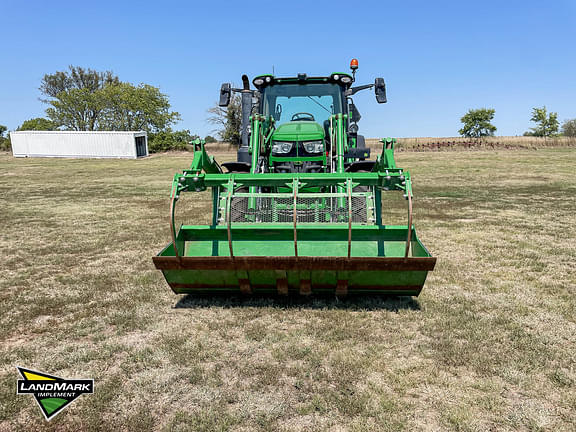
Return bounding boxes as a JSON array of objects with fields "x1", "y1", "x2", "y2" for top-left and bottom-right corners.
[{"x1": 153, "y1": 224, "x2": 436, "y2": 296}]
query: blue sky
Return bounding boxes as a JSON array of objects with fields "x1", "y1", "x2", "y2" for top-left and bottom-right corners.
[{"x1": 1, "y1": 0, "x2": 575, "y2": 138}]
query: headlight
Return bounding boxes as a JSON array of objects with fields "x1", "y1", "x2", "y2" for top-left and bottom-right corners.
[
  {"x1": 302, "y1": 140, "x2": 324, "y2": 154},
  {"x1": 331, "y1": 73, "x2": 352, "y2": 84},
  {"x1": 272, "y1": 141, "x2": 294, "y2": 154}
]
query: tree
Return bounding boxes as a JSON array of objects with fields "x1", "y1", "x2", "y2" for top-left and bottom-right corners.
[
  {"x1": 40, "y1": 66, "x2": 180, "y2": 132},
  {"x1": 527, "y1": 106, "x2": 558, "y2": 137},
  {"x1": 561, "y1": 119, "x2": 576, "y2": 137},
  {"x1": 207, "y1": 94, "x2": 241, "y2": 145},
  {"x1": 44, "y1": 88, "x2": 105, "y2": 131},
  {"x1": 18, "y1": 117, "x2": 58, "y2": 131},
  {"x1": 98, "y1": 82, "x2": 180, "y2": 133},
  {"x1": 458, "y1": 108, "x2": 497, "y2": 138},
  {"x1": 0, "y1": 125, "x2": 10, "y2": 152},
  {"x1": 40, "y1": 66, "x2": 118, "y2": 97},
  {"x1": 204, "y1": 135, "x2": 217, "y2": 143},
  {"x1": 41, "y1": 66, "x2": 118, "y2": 131}
]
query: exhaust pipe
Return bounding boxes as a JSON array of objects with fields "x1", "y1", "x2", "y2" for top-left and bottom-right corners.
[{"x1": 238, "y1": 74, "x2": 252, "y2": 164}]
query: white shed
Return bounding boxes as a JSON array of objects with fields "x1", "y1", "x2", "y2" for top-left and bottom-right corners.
[{"x1": 9, "y1": 131, "x2": 148, "y2": 159}]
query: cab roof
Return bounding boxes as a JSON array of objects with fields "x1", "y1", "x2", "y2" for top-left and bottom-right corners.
[{"x1": 252, "y1": 73, "x2": 353, "y2": 90}]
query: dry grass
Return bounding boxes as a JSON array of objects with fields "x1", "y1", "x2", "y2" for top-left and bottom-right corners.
[{"x1": 1, "y1": 148, "x2": 575, "y2": 431}]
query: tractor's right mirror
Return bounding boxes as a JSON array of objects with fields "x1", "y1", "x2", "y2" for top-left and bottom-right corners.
[
  {"x1": 219, "y1": 83, "x2": 231, "y2": 107},
  {"x1": 374, "y1": 78, "x2": 387, "y2": 104}
]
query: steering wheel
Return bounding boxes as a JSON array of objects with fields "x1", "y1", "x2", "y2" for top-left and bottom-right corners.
[{"x1": 291, "y1": 112, "x2": 315, "y2": 121}]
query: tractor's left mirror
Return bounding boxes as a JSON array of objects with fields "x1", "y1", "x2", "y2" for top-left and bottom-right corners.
[
  {"x1": 374, "y1": 78, "x2": 387, "y2": 104},
  {"x1": 219, "y1": 83, "x2": 231, "y2": 107}
]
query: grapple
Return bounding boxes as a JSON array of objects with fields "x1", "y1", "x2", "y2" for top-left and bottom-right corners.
[{"x1": 153, "y1": 139, "x2": 435, "y2": 296}]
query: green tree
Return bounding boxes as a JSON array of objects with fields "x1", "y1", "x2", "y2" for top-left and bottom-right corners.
[
  {"x1": 207, "y1": 94, "x2": 241, "y2": 145},
  {"x1": 561, "y1": 119, "x2": 576, "y2": 137},
  {"x1": 204, "y1": 135, "x2": 217, "y2": 143},
  {"x1": 40, "y1": 66, "x2": 118, "y2": 97},
  {"x1": 40, "y1": 66, "x2": 180, "y2": 132},
  {"x1": 41, "y1": 66, "x2": 118, "y2": 131},
  {"x1": 98, "y1": 82, "x2": 180, "y2": 132},
  {"x1": 458, "y1": 108, "x2": 497, "y2": 138},
  {"x1": 0, "y1": 125, "x2": 10, "y2": 152},
  {"x1": 18, "y1": 117, "x2": 58, "y2": 131},
  {"x1": 527, "y1": 106, "x2": 559, "y2": 137}
]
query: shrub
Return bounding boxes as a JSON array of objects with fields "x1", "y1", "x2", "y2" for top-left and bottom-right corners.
[
  {"x1": 18, "y1": 117, "x2": 57, "y2": 131},
  {"x1": 561, "y1": 119, "x2": 576, "y2": 137},
  {"x1": 148, "y1": 129, "x2": 198, "y2": 153}
]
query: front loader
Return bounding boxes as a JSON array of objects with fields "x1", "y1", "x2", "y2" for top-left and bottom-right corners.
[{"x1": 153, "y1": 59, "x2": 436, "y2": 296}]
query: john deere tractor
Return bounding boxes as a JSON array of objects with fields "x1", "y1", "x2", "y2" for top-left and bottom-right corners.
[{"x1": 153, "y1": 59, "x2": 436, "y2": 296}]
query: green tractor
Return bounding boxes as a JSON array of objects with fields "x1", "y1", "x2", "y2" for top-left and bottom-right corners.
[{"x1": 153, "y1": 59, "x2": 436, "y2": 296}]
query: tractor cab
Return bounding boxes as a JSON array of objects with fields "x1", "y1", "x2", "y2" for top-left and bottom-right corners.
[
  {"x1": 254, "y1": 74, "x2": 351, "y2": 174},
  {"x1": 217, "y1": 62, "x2": 387, "y2": 175}
]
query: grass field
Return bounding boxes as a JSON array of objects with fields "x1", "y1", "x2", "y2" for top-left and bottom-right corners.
[{"x1": 1, "y1": 148, "x2": 575, "y2": 431}]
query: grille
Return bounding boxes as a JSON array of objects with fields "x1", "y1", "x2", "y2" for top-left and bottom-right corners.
[{"x1": 219, "y1": 192, "x2": 374, "y2": 225}]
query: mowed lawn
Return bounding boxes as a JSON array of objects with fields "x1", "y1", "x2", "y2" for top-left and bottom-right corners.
[{"x1": 0, "y1": 148, "x2": 575, "y2": 431}]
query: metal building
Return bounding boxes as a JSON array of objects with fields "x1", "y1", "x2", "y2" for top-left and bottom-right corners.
[{"x1": 9, "y1": 131, "x2": 148, "y2": 159}]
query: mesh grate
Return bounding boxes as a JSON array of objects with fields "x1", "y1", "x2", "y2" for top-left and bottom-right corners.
[{"x1": 219, "y1": 192, "x2": 374, "y2": 225}]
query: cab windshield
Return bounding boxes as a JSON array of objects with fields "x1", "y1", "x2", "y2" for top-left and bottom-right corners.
[{"x1": 261, "y1": 83, "x2": 344, "y2": 126}]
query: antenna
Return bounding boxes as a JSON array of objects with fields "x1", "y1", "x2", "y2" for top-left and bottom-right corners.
[{"x1": 272, "y1": 65, "x2": 275, "y2": 75}]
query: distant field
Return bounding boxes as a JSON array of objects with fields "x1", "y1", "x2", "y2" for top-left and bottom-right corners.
[
  {"x1": 1, "y1": 149, "x2": 575, "y2": 431},
  {"x1": 367, "y1": 135, "x2": 576, "y2": 151}
]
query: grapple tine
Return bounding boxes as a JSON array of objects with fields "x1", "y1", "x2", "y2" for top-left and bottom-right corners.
[
  {"x1": 299, "y1": 280, "x2": 312, "y2": 296},
  {"x1": 336, "y1": 280, "x2": 348, "y2": 297},
  {"x1": 239, "y1": 279, "x2": 252, "y2": 295},
  {"x1": 277, "y1": 278, "x2": 289, "y2": 296}
]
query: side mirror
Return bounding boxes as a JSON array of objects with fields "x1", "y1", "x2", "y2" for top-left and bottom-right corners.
[
  {"x1": 219, "y1": 83, "x2": 231, "y2": 107},
  {"x1": 349, "y1": 103, "x2": 361, "y2": 123},
  {"x1": 374, "y1": 78, "x2": 387, "y2": 104}
]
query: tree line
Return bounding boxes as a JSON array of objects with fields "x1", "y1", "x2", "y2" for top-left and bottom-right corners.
[{"x1": 459, "y1": 107, "x2": 575, "y2": 138}]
